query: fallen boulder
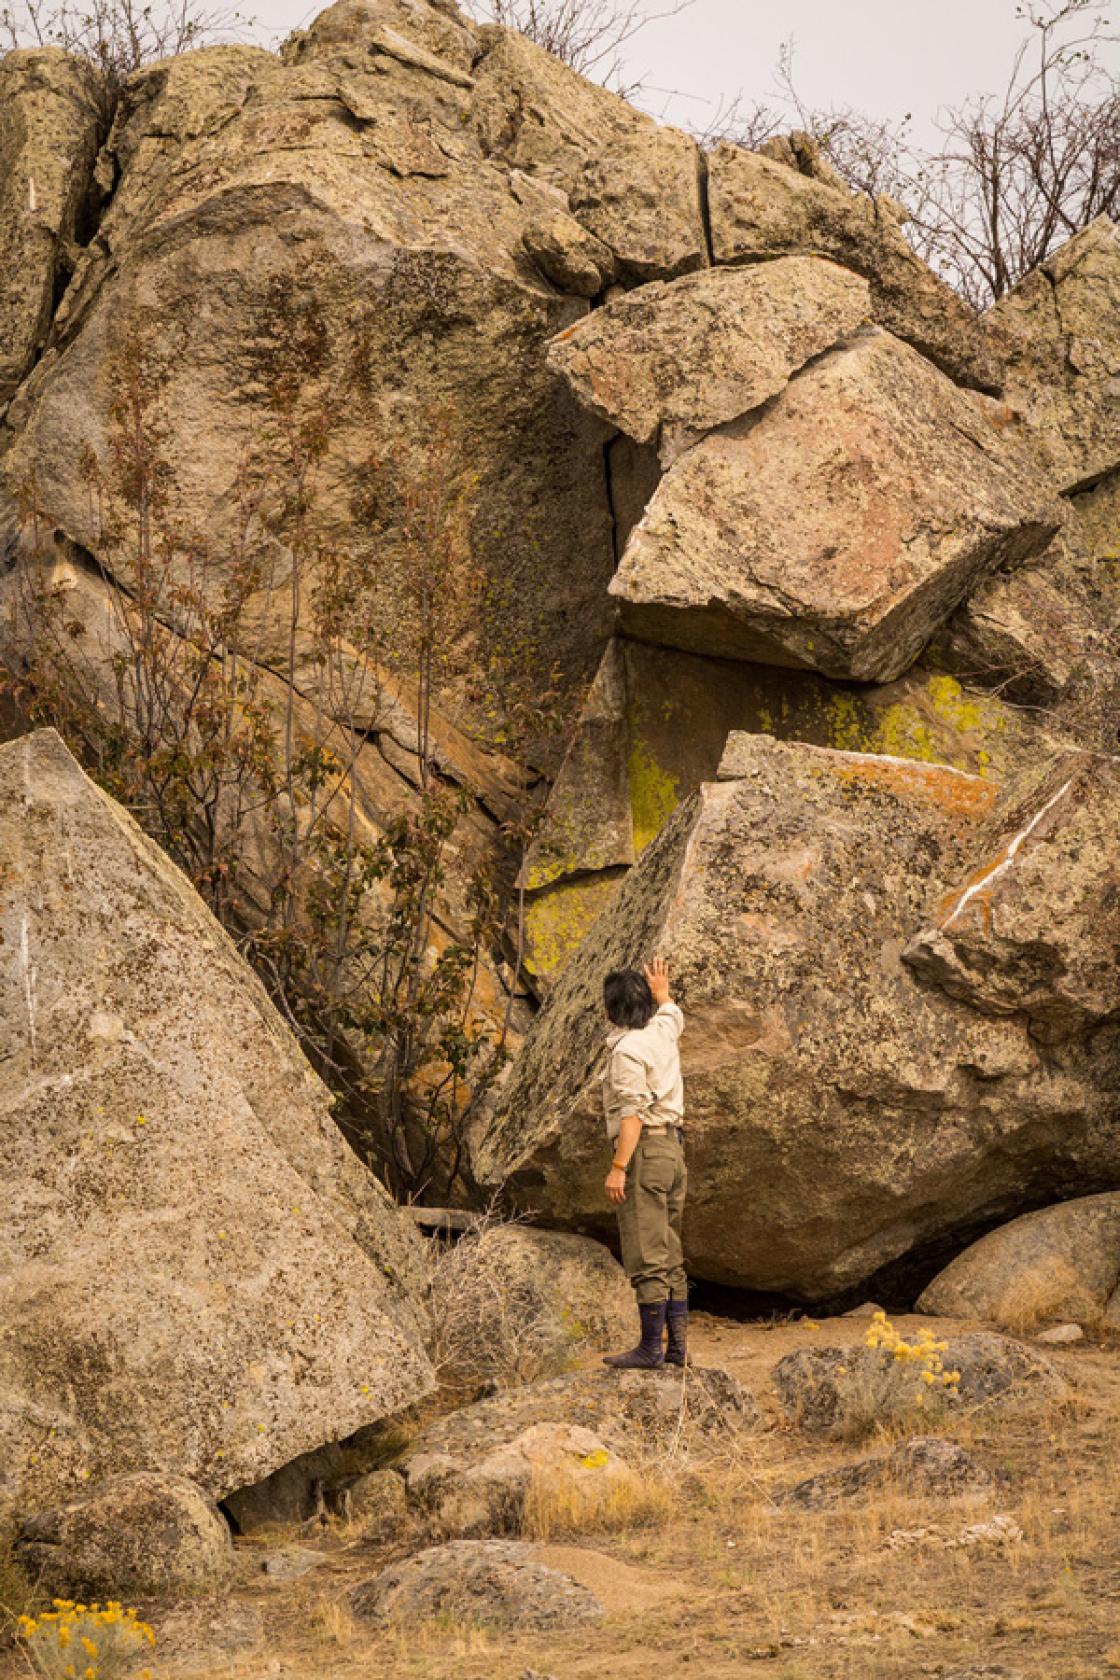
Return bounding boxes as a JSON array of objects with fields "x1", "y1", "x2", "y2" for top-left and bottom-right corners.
[
  {"x1": 548, "y1": 257, "x2": 870, "y2": 464},
  {"x1": 399, "y1": 1366, "x2": 758, "y2": 1528},
  {"x1": 0, "y1": 729, "x2": 433, "y2": 1520},
  {"x1": 609, "y1": 329, "x2": 1062, "y2": 681},
  {"x1": 783, "y1": 1436, "x2": 995, "y2": 1510},
  {"x1": 15, "y1": 1473, "x2": 233, "y2": 1598},
  {"x1": 351, "y1": 1538, "x2": 605, "y2": 1629},
  {"x1": 431, "y1": 1225, "x2": 635, "y2": 1395},
  {"x1": 405, "y1": 1419, "x2": 632, "y2": 1539},
  {"x1": 480, "y1": 733, "x2": 1120, "y2": 1296},
  {"x1": 918, "y1": 1193, "x2": 1120, "y2": 1330}
]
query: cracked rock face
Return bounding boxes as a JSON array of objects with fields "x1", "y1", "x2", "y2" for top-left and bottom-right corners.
[
  {"x1": 478, "y1": 734, "x2": 1120, "y2": 1297},
  {"x1": 0, "y1": 729, "x2": 433, "y2": 1520},
  {"x1": 609, "y1": 330, "x2": 1063, "y2": 683},
  {"x1": 0, "y1": 48, "x2": 103, "y2": 412},
  {"x1": 547, "y1": 256, "x2": 871, "y2": 464}
]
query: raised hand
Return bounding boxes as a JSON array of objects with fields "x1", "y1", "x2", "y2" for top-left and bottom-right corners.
[{"x1": 644, "y1": 954, "x2": 671, "y2": 1006}]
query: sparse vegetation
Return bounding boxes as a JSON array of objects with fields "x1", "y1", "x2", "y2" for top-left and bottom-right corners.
[
  {"x1": 460, "y1": 0, "x2": 694, "y2": 93},
  {"x1": 832, "y1": 1312, "x2": 962, "y2": 1444},
  {"x1": 16, "y1": 1600, "x2": 155, "y2": 1680}
]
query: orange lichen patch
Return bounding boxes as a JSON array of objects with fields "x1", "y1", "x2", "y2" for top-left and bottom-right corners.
[
  {"x1": 936, "y1": 880, "x2": 995, "y2": 934},
  {"x1": 821, "y1": 752, "x2": 1001, "y2": 821}
]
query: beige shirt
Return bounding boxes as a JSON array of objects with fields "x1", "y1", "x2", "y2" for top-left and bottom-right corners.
[{"x1": 602, "y1": 1001, "x2": 685, "y2": 1142}]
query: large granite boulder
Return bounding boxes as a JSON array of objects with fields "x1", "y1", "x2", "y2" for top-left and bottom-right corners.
[
  {"x1": 988, "y1": 217, "x2": 1120, "y2": 493},
  {"x1": 904, "y1": 754, "x2": 1120, "y2": 1042},
  {"x1": 351, "y1": 1539, "x2": 605, "y2": 1628},
  {"x1": 609, "y1": 330, "x2": 1062, "y2": 682},
  {"x1": 0, "y1": 49, "x2": 102, "y2": 412},
  {"x1": 918, "y1": 1194, "x2": 1120, "y2": 1330},
  {"x1": 478, "y1": 734, "x2": 1120, "y2": 1296},
  {"x1": 547, "y1": 257, "x2": 870, "y2": 464},
  {"x1": 0, "y1": 728, "x2": 433, "y2": 1520},
  {"x1": 706, "y1": 140, "x2": 1002, "y2": 391}
]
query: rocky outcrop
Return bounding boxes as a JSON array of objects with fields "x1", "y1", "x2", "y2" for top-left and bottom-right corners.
[
  {"x1": 706, "y1": 140, "x2": 1003, "y2": 391},
  {"x1": 0, "y1": 49, "x2": 102, "y2": 411},
  {"x1": 989, "y1": 218, "x2": 1120, "y2": 493},
  {"x1": 16, "y1": 1473, "x2": 233, "y2": 1598},
  {"x1": 918, "y1": 1194, "x2": 1120, "y2": 1330},
  {"x1": 609, "y1": 330, "x2": 1062, "y2": 682},
  {"x1": 0, "y1": 729, "x2": 433, "y2": 1520},
  {"x1": 548, "y1": 257, "x2": 870, "y2": 464},
  {"x1": 904, "y1": 754, "x2": 1120, "y2": 1041},
  {"x1": 351, "y1": 1539, "x2": 606, "y2": 1628},
  {"x1": 0, "y1": 3, "x2": 624, "y2": 744},
  {"x1": 480, "y1": 734, "x2": 1120, "y2": 1296}
]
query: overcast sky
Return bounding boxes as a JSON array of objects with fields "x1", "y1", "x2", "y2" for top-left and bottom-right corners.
[{"x1": 257, "y1": 0, "x2": 1120, "y2": 147}]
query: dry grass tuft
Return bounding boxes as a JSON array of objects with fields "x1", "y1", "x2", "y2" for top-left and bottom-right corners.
[{"x1": 520, "y1": 1464, "x2": 676, "y2": 1542}]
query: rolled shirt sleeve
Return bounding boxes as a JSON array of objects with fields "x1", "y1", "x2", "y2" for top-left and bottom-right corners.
[{"x1": 604, "y1": 1046, "x2": 653, "y2": 1135}]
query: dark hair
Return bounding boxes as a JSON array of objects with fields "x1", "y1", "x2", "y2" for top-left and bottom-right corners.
[{"x1": 603, "y1": 968, "x2": 656, "y2": 1030}]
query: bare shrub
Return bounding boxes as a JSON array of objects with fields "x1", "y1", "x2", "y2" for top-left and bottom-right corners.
[
  {"x1": 710, "y1": 1, "x2": 1120, "y2": 307},
  {"x1": 1, "y1": 0, "x2": 252, "y2": 116},
  {"x1": 427, "y1": 1214, "x2": 581, "y2": 1400},
  {"x1": 460, "y1": 0, "x2": 694, "y2": 93}
]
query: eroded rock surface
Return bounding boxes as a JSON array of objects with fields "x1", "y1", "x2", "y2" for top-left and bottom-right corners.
[
  {"x1": 706, "y1": 140, "x2": 1003, "y2": 390},
  {"x1": 351, "y1": 1539, "x2": 605, "y2": 1628},
  {"x1": 989, "y1": 218, "x2": 1120, "y2": 492},
  {"x1": 904, "y1": 754, "x2": 1120, "y2": 1041},
  {"x1": 0, "y1": 729, "x2": 433, "y2": 1519},
  {"x1": 919, "y1": 1194, "x2": 1120, "y2": 1330},
  {"x1": 16, "y1": 1473, "x2": 233, "y2": 1598},
  {"x1": 783, "y1": 1437, "x2": 995, "y2": 1509},
  {"x1": 480, "y1": 734, "x2": 1120, "y2": 1296}
]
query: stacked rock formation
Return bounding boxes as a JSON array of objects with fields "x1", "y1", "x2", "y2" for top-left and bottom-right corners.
[{"x1": 2, "y1": 0, "x2": 1120, "y2": 1306}]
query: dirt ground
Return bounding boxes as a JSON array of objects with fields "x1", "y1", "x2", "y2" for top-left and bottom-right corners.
[{"x1": 6, "y1": 1310, "x2": 1120, "y2": 1680}]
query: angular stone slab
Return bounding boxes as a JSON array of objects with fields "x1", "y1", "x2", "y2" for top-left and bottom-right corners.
[
  {"x1": 610, "y1": 330, "x2": 1063, "y2": 682},
  {"x1": 548, "y1": 257, "x2": 870, "y2": 463},
  {"x1": 477, "y1": 734, "x2": 1120, "y2": 1296},
  {"x1": 904, "y1": 753, "x2": 1120, "y2": 1041},
  {"x1": 988, "y1": 218, "x2": 1120, "y2": 493},
  {"x1": 0, "y1": 730, "x2": 433, "y2": 1520}
]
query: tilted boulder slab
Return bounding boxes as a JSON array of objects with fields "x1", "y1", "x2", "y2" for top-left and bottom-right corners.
[
  {"x1": 988, "y1": 217, "x2": 1120, "y2": 493},
  {"x1": 0, "y1": 729, "x2": 433, "y2": 1520},
  {"x1": 520, "y1": 634, "x2": 1063, "y2": 986},
  {"x1": 918, "y1": 1193, "x2": 1120, "y2": 1330},
  {"x1": 0, "y1": 49, "x2": 102, "y2": 411},
  {"x1": 904, "y1": 753, "x2": 1120, "y2": 1041},
  {"x1": 476, "y1": 734, "x2": 1120, "y2": 1297},
  {"x1": 706, "y1": 140, "x2": 1003, "y2": 392},
  {"x1": 609, "y1": 329, "x2": 1064, "y2": 683},
  {"x1": 567, "y1": 124, "x2": 708, "y2": 284},
  {"x1": 547, "y1": 257, "x2": 871, "y2": 464}
]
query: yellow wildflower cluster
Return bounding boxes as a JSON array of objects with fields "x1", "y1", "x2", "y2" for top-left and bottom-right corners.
[
  {"x1": 865, "y1": 1311, "x2": 962, "y2": 1392},
  {"x1": 18, "y1": 1600, "x2": 155, "y2": 1680}
]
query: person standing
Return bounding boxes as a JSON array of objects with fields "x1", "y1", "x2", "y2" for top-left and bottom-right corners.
[{"x1": 601, "y1": 955, "x2": 688, "y2": 1369}]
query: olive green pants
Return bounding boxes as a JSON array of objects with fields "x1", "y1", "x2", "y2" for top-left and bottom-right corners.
[{"x1": 615, "y1": 1128, "x2": 688, "y2": 1306}]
